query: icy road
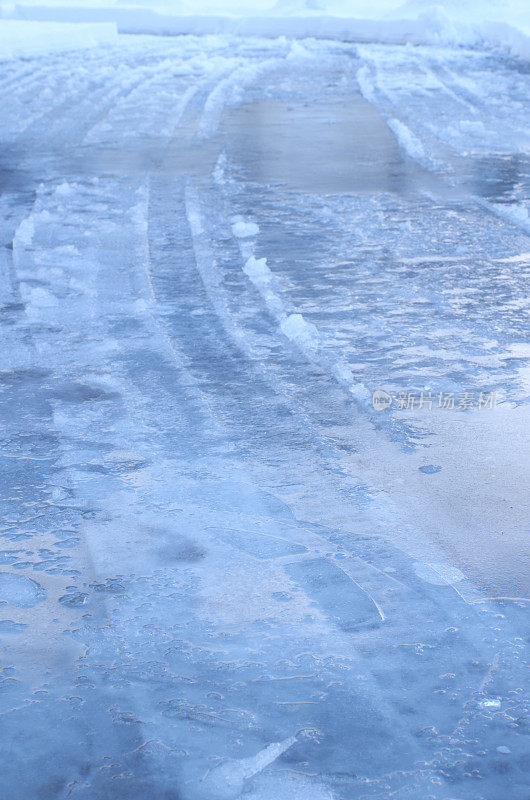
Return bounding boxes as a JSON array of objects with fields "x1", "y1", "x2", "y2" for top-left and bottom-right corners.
[{"x1": 0, "y1": 34, "x2": 529, "y2": 800}]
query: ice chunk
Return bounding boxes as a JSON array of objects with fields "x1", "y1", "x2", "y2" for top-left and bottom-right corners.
[
  {"x1": 493, "y1": 202, "x2": 530, "y2": 230},
  {"x1": 348, "y1": 381, "x2": 372, "y2": 405},
  {"x1": 288, "y1": 41, "x2": 312, "y2": 60}
]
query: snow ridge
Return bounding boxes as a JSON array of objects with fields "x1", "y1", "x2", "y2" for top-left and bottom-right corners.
[
  {"x1": 198, "y1": 58, "x2": 280, "y2": 139},
  {"x1": 232, "y1": 214, "x2": 371, "y2": 406}
]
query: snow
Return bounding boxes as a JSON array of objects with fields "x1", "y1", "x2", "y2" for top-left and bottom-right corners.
[
  {"x1": 232, "y1": 220, "x2": 260, "y2": 238},
  {"x1": 490, "y1": 201, "x2": 530, "y2": 232},
  {"x1": 2, "y1": 0, "x2": 530, "y2": 60},
  {"x1": 243, "y1": 255, "x2": 272, "y2": 283},
  {"x1": 387, "y1": 117, "x2": 428, "y2": 163},
  {"x1": 13, "y1": 216, "x2": 34, "y2": 248},
  {"x1": 279, "y1": 312, "x2": 320, "y2": 349},
  {"x1": 0, "y1": 18, "x2": 117, "y2": 58}
]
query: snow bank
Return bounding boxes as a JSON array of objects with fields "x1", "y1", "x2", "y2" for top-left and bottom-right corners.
[
  {"x1": 2, "y1": 1, "x2": 530, "y2": 60},
  {"x1": 0, "y1": 18, "x2": 117, "y2": 58}
]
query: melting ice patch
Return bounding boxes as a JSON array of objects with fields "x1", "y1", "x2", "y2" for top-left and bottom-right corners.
[
  {"x1": 22, "y1": 286, "x2": 58, "y2": 308},
  {"x1": 192, "y1": 735, "x2": 297, "y2": 800},
  {"x1": 0, "y1": 573, "x2": 46, "y2": 608},
  {"x1": 413, "y1": 562, "x2": 466, "y2": 586},
  {"x1": 0, "y1": 620, "x2": 28, "y2": 634}
]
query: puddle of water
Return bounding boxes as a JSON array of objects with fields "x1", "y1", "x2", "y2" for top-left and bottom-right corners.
[
  {"x1": 17, "y1": 112, "x2": 222, "y2": 185},
  {"x1": 222, "y1": 94, "x2": 435, "y2": 195},
  {"x1": 0, "y1": 149, "x2": 37, "y2": 199},
  {"x1": 9, "y1": 90, "x2": 447, "y2": 199},
  {"x1": 64, "y1": 139, "x2": 221, "y2": 183}
]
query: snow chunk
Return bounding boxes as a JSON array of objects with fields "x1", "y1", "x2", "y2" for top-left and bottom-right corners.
[
  {"x1": 232, "y1": 220, "x2": 259, "y2": 238},
  {"x1": 243, "y1": 255, "x2": 272, "y2": 284},
  {"x1": 349, "y1": 381, "x2": 372, "y2": 404},
  {"x1": 479, "y1": 698, "x2": 502, "y2": 709},
  {"x1": 55, "y1": 181, "x2": 74, "y2": 196},
  {"x1": 280, "y1": 312, "x2": 319, "y2": 349},
  {"x1": 288, "y1": 40, "x2": 313, "y2": 60},
  {"x1": 13, "y1": 217, "x2": 35, "y2": 248},
  {"x1": 483, "y1": 201, "x2": 530, "y2": 234},
  {"x1": 357, "y1": 65, "x2": 376, "y2": 103}
]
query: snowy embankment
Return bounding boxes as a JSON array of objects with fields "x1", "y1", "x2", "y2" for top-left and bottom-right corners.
[
  {"x1": 2, "y1": 0, "x2": 530, "y2": 60},
  {"x1": 0, "y1": 18, "x2": 117, "y2": 57}
]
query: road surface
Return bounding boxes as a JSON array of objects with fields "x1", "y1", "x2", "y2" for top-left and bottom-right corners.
[{"x1": 0, "y1": 34, "x2": 528, "y2": 799}]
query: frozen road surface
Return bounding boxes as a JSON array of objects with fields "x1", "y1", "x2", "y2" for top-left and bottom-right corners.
[{"x1": 0, "y1": 34, "x2": 529, "y2": 799}]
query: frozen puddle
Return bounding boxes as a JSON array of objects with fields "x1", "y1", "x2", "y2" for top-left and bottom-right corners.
[
  {"x1": 223, "y1": 93, "x2": 435, "y2": 194},
  {"x1": 285, "y1": 557, "x2": 382, "y2": 631},
  {"x1": 0, "y1": 573, "x2": 46, "y2": 608}
]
